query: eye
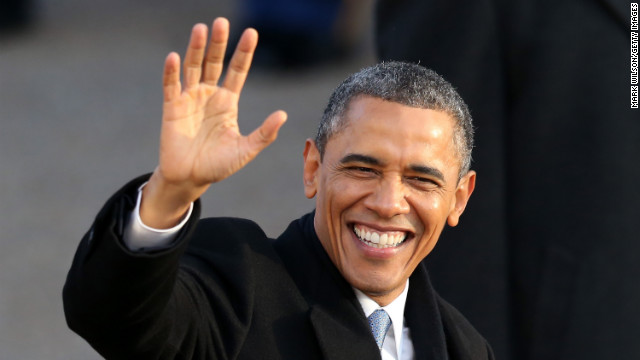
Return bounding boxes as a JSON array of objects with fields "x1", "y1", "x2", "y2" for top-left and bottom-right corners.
[
  {"x1": 343, "y1": 165, "x2": 379, "y2": 178},
  {"x1": 406, "y1": 176, "x2": 439, "y2": 188},
  {"x1": 351, "y1": 166, "x2": 375, "y2": 173},
  {"x1": 409, "y1": 176, "x2": 433, "y2": 183}
]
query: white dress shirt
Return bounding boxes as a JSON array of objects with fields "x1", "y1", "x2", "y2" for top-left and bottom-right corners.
[
  {"x1": 123, "y1": 187, "x2": 415, "y2": 359},
  {"x1": 354, "y1": 282, "x2": 415, "y2": 360},
  {"x1": 123, "y1": 184, "x2": 193, "y2": 251}
]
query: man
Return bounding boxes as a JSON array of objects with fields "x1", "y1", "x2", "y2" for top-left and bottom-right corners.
[{"x1": 63, "y1": 18, "x2": 493, "y2": 360}]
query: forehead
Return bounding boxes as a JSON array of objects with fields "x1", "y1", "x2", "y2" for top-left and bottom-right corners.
[
  {"x1": 325, "y1": 96, "x2": 459, "y2": 169},
  {"x1": 333, "y1": 96, "x2": 455, "y2": 146}
]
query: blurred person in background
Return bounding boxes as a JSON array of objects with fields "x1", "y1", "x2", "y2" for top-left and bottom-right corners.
[
  {"x1": 376, "y1": 1, "x2": 640, "y2": 359},
  {"x1": 0, "y1": 0, "x2": 34, "y2": 33},
  {"x1": 233, "y1": 0, "x2": 371, "y2": 68}
]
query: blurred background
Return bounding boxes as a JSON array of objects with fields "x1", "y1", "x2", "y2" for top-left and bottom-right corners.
[
  {"x1": 3, "y1": 1, "x2": 638, "y2": 359},
  {"x1": 0, "y1": 0, "x2": 375, "y2": 358}
]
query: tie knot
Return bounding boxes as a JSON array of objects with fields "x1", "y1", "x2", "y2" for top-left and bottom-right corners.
[{"x1": 368, "y1": 309, "x2": 392, "y2": 349}]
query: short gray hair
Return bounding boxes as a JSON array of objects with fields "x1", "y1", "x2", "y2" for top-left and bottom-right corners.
[{"x1": 315, "y1": 61, "x2": 474, "y2": 178}]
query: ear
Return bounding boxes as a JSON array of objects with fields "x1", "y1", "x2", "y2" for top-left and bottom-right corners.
[
  {"x1": 303, "y1": 139, "x2": 321, "y2": 199},
  {"x1": 447, "y1": 170, "x2": 476, "y2": 227}
]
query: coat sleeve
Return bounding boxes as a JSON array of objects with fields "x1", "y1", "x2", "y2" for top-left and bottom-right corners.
[{"x1": 62, "y1": 175, "x2": 266, "y2": 359}]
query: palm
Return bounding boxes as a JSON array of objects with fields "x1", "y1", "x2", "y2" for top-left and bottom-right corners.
[
  {"x1": 161, "y1": 84, "x2": 241, "y2": 185},
  {"x1": 157, "y1": 19, "x2": 286, "y2": 190}
]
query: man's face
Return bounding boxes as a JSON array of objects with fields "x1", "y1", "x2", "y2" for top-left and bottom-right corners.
[{"x1": 303, "y1": 96, "x2": 476, "y2": 306}]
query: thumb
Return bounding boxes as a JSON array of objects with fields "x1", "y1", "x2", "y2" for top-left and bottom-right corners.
[{"x1": 246, "y1": 110, "x2": 287, "y2": 154}]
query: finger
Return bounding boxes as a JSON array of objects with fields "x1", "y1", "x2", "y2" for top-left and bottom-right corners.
[
  {"x1": 223, "y1": 28, "x2": 258, "y2": 94},
  {"x1": 203, "y1": 17, "x2": 230, "y2": 85},
  {"x1": 245, "y1": 110, "x2": 288, "y2": 155},
  {"x1": 163, "y1": 52, "x2": 181, "y2": 102},
  {"x1": 183, "y1": 24, "x2": 208, "y2": 88}
]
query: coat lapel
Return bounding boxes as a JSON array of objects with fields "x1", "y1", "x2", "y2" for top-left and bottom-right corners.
[
  {"x1": 407, "y1": 262, "x2": 495, "y2": 360},
  {"x1": 273, "y1": 213, "x2": 381, "y2": 360},
  {"x1": 404, "y1": 262, "x2": 449, "y2": 360},
  {"x1": 309, "y1": 306, "x2": 381, "y2": 360}
]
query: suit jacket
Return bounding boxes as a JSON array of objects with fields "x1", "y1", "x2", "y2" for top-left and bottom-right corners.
[
  {"x1": 376, "y1": 0, "x2": 640, "y2": 359},
  {"x1": 63, "y1": 175, "x2": 493, "y2": 359}
]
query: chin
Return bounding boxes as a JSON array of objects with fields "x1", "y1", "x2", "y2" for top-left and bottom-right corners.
[{"x1": 348, "y1": 271, "x2": 402, "y2": 296}]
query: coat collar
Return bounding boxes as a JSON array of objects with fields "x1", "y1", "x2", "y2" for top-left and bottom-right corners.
[
  {"x1": 273, "y1": 212, "x2": 381, "y2": 360},
  {"x1": 405, "y1": 262, "x2": 449, "y2": 360},
  {"x1": 273, "y1": 212, "x2": 451, "y2": 360}
]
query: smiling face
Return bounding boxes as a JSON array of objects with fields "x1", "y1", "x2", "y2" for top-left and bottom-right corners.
[{"x1": 303, "y1": 96, "x2": 476, "y2": 306}]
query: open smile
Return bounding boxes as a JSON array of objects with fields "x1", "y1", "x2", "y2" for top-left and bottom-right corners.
[{"x1": 352, "y1": 223, "x2": 412, "y2": 249}]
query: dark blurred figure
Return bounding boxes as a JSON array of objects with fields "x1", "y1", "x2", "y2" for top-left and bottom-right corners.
[
  {"x1": 0, "y1": 0, "x2": 33, "y2": 33},
  {"x1": 236, "y1": 0, "x2": 370, "y2": 68},
  {"x1": 376, "y1": 1, "x2": 639, "y2": 359}
]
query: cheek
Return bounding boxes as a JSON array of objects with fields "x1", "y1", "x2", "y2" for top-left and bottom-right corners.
[
  {"x1": 317, "y1": 177, "x2": 355, "y2": 234},
  {"x1": 412, "y1": 192, "x2": 442, "y2": 213},
  {"x1": 409, "y1": 194, "x2": 449, "y2": 232},
  {"x1": 320, "y1": 178, "x2": 372, "y2": 249},
  {"x1": 410, "y1": 200, "x2": 448, "y2": 261},
  {"x1": 324, "y1": 175, "x2": 370, "y2": 208}
]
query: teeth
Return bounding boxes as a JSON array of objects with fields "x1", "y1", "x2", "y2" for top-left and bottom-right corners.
[{"x1": 353, "y1": 225, "x2": 407, "y2": 249}]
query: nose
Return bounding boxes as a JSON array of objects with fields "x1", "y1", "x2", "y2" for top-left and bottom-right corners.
[{"x1": 363, "y1": 177, "x2": 410, "y2": 218}]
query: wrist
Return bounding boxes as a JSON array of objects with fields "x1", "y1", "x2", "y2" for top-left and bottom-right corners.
[{"x1": 139, "y1": 171, "x2": 206, "y2": 228}]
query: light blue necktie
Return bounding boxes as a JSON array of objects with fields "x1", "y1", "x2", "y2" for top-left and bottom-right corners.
[{"x1": 368, "y1": 309, "x2": 392, "y2": 349}]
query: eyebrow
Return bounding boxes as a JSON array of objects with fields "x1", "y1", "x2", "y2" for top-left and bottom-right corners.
[
  {"x1": 339, "y1": 153, "x2": 382, "y2": 166},
  {"x1": 339, "y1": 153, "x2": 446, "y2": 182},
  {"x1": 408, "y1": 165, "x2": 445, "y2": 182}
]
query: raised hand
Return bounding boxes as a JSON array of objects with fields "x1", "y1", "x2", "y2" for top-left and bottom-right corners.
[{"x1": 141, "y1": 18, "x2": 287, "y2": 228}]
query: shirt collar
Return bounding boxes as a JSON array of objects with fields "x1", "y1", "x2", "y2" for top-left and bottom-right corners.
[{"x1": 353, "y1": 279, "x2": 410, "y2": 359}]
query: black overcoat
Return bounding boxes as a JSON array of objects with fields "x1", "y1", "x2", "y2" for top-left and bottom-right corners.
[{"x1": 63, "y1": 175, "x2": 494, "y2": 360}]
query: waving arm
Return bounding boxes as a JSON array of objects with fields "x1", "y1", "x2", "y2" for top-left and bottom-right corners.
[{"x1": 141, "y1": 18, "x2": 287, "y2": 228}]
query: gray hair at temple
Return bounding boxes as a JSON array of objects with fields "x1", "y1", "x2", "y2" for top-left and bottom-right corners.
[{"x1": 315, "y1": 61, "x2": 474, "y2": 178}]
